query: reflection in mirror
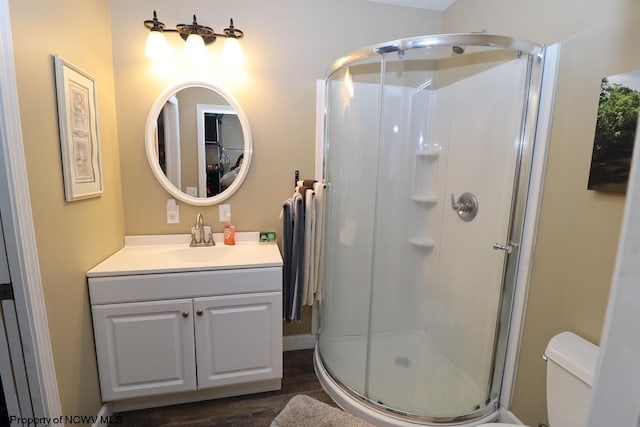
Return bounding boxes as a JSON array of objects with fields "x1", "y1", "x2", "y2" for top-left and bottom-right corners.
[
  {"x1": 198, "y1": 104, "x2": 243, "y2": 197},
  {"x1": 146, "y1": 81, "x2": 252, "y2": 206}
]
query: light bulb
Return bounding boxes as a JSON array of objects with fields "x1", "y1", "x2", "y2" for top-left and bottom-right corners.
[
  {"x1": 184, "y1": 33, "x2": 206, "y2": 64},
  {"x1": 222, "y1": 37, "x2": 246, "y2": 67},
  {"x1": 145, "y1": 30, "x2": 170, "y2": 60}
]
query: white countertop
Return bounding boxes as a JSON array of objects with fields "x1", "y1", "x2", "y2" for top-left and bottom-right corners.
[{"x1": 87, "y1": 233, "x2": 283, "y2": 278}]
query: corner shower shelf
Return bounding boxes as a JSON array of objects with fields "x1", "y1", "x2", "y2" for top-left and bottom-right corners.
[
  {"x1": 409, "y1": 238, "x2": 435, "y2": 249},
  {"x1": 415, "y1": 146, "x2": 442, "y2": 158},
  {"x1": 411, "y1": 195, "x2": 437, "y2": 205}
]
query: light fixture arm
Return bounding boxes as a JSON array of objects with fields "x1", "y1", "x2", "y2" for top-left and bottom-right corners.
[
  {"x1": 143, "y1": 11, "x2": 244, "y2": 46},
  {"x1": 224, "y1": 19, "x2": 244, "y2": 39},
  {"x1": 144, "y1": 10, "x2": 165, "y2": 32}
]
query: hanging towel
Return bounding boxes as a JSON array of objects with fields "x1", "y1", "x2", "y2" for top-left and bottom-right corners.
[
  {"x1": 311, "y1": 181, "x2": 325, "y2": 303},
  {"x1": 291, "y1": 192, "x2": 305, "y2": 321},
  {"x1": 282, "y1": 179, "x2": 326, "y2": 320},
  {"x1": 301, "y1": 186, "x2": 316, "y2": 306},
  {"x1": 281, "y1": 192, "x2": 305, "y2": 322},
  {"x1": 281, "y1": 198, "x2": 294, "y2": 320},
  {"x1": 293, "y1": 179, "x2": 326, "y2": 305}
]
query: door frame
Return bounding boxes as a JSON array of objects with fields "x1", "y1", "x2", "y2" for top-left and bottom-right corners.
[
  {"x1": 498, "y1": 43, "x2": 561, "y2": 415},
  {"x1": 586, "y1": 68, "x2": 640, "y2": 426},
  {"x1": 0, "y1": 0, "x2": 61, "y2": 419}
]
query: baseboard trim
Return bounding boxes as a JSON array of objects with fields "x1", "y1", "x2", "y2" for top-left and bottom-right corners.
[
  {"x1": 91, "y1": 404, "x2": 113, "y2": 427},
  {"x1": 108, "y1": 379, "x2": 280, "y2": 413},
  {"x1": 498, "y1": 408, "x2": 525, "y2": 424},
  {"x1": 283, "y1": 334, "x2": 316, "y2": 351}
]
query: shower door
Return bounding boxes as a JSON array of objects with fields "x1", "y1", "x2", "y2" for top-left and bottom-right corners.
[{"x1": 318, "y1": 37, "x2": 544, "y2": 423}]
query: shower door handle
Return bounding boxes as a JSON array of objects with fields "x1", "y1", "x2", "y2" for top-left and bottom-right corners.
[{"x1": 493, "y1": 243, "x2": 513, "y2": 254}]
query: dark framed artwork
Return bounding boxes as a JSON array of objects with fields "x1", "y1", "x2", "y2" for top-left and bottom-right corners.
[{"x1": 587, "y1": 70, "x2": 640, "y2": 193}]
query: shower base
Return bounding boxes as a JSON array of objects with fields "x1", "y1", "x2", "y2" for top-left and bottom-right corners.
[{"x1": 314, "y1": 330, "x2": 499, "y2": 426}]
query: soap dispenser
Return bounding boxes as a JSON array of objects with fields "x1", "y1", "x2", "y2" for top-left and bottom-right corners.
[
  {"x1": 223, "y1": 218, "x2": 236, "y2": 245},
  {"x1": 219, "y1": 204, "x2": 235, "y2": 245}
]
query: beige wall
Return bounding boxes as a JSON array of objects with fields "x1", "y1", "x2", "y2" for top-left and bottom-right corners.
[
  {"x1": 444, "y1": 0, "x2": 639, "y2": 425},
  {"x1": 12, "y1": 0, "x2": 634, "y2": 422},
  {"x1": 110, "y1": 0, "x2": 441, "y2": 233},
  {"x1": 109, "y1": 0, "x2": 442, "y2": 335},
  {"x1": 8, "y1": 0, "x2": 125, "y2": 420}
]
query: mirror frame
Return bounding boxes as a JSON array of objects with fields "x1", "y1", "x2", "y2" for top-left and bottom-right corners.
[{"x1": 145, "y1": 80, "x2": 253, "y2": 206}]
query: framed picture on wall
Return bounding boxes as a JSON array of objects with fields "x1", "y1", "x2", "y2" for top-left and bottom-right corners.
[
  {"x1": 53, "y1": 55, "x2": 103, "y2": 201},
  {"x1": 587, "y1": 70, "x2": 640, "y2": 193}
]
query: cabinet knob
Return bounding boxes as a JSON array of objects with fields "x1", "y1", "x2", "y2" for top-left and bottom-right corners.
[
  {"x1": 182, "y1": 312, "x2": 189, "y2": 318},
  {"x1": 196, "y1": 309, "x2": 203, "y2": 316}
]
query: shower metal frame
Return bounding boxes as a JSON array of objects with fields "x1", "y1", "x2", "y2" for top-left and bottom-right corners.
[
  {"x1": 316, "y1": 32, "x2": 547, "y2": 425},
  {"x1": 327, "y1": 33, "x2": 542, "y2": 75}
]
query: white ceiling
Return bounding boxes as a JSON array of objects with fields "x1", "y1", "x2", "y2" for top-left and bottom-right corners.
[{"x1": 367, "y1": 0, "x2": 457, "y2": 11}]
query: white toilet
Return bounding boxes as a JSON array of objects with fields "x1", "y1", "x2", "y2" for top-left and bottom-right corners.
[{"x1": 479, "y1": 331, "x2": 599, "y2": 427}]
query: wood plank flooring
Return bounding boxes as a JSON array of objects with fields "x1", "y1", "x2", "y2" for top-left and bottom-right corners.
[{"x1": 109, "y1": 349, "x2": 335, "y2": 426}]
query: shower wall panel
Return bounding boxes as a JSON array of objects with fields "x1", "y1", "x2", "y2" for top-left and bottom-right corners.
[
  {"x1": 369, "y1": 83, "x2": 424, "y2": 335},
  {"x1": 319, "y1": 75, "x2": 381, "y2": 395},
  {"x1": 421, "y1": 58, "x2": 529, "y2": 391},
  {"x1": 321, "y1": 79, "x2": 379, "y2": 338}
]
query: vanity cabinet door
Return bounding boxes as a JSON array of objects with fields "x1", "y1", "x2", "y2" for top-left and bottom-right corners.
[
  {"x1": 92, "y1": 299, "x2": 197, "y2": 401},
  {"x1": 194, "y1": 292, "x2": 282, "y2": 389}
]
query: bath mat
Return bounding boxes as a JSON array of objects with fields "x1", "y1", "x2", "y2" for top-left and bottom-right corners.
[{"x1": 270, "y1": 394, "x2": 374, "y2": 427}]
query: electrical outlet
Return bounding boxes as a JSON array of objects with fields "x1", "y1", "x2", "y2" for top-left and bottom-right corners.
[
  {"x1": 167, "y1": 209, "x2": 179, "y2": 224},
  {"x1": 167, "y1": 199, "x2": 179, "y2": 224},
  {"x1": 218, "y1": 204, "x2": 231, "y2": 222}
]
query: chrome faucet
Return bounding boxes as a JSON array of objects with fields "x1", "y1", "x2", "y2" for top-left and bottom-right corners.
[
  {"x1": 190, "y1": 212, "x2": 215, "y2": 247},
  {"x1": 196, "y1": 212, "x2": 204, "y2": 243}
]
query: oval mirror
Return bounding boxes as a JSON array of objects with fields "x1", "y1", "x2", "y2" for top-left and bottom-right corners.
[{"x1": 145, "y1": 80, "x2": 252, "y2": 206}]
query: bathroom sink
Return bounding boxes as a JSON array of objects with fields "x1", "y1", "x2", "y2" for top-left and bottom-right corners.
[
  {"x1": 87, "y1": 233, "x2": 282, "y2": 277},
  {"x1": 168, "y1": 245, "x2": 233, "y2": 263},
  {"x1": 166, "y1": 244, "x2": 264, "y2": 264}
]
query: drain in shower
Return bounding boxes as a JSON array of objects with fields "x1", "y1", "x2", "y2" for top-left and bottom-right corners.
[{"x1": 394, "y1": 356, "x2": 411, "y2": 368}]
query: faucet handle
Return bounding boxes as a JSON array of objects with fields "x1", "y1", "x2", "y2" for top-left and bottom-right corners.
[
  {"x1": 203, "y1": 226, "x2": 212, "y2": 243},
  {"x1": 206, "y1": 229, "x2": 216, "y2": 246},
  {"x1": 190, "y1": 227, "x2": 198, "y2": 246}
]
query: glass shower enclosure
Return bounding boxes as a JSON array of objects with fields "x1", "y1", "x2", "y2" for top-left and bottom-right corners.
[{"x1": 315, "y1": 34, "x2": 545, "y2": 425}]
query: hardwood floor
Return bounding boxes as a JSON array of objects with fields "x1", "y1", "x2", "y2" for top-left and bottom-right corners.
[{"x1": 109, "y1": 349, "x2": 335, "y2": 426}]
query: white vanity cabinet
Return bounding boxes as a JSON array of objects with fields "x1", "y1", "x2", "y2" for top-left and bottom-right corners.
[
  {"x1": 87, "y1": 237, "x2": 283, "y2": 408},
  {"x1": 194, "y1": 292, "x2": 281, "y2": 389},
  {"x1": 91, "y1": 298, "x2": 198, "y2": 400}
]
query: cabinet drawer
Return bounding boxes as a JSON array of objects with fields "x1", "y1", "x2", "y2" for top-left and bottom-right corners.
[{"x1": 89, "y1": 267, "x2": 282, "y2": 304}]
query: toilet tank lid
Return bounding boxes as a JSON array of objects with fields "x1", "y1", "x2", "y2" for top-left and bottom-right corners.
[{"x1": 544, "y1": 331, "x2": 599, "y2": 386}]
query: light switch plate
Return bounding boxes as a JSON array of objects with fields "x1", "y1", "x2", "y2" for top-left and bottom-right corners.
[
  {"x1": 167, "y1": 199, "x2": 179, "y2": 224},
  {"x1": 218, "y1": 204, "x2": 231, "y2": 222},
  {"x1": 186, "y1": 187, "x2": 198, "y2": 197}
]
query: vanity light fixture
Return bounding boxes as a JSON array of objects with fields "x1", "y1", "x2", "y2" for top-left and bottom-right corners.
[{"x1": 143, "y1": 10, "x2": 245, "y2": 64}]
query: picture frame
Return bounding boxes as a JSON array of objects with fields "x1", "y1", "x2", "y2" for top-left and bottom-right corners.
[
  {"x1": 53, "y1": 55, "x2": 103, "y2": 201},
  {"x1": 587, "y1": 70, "x2": 640, "y2": 193}
]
